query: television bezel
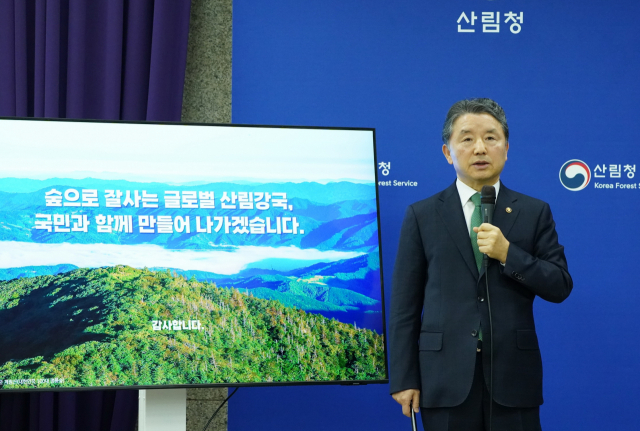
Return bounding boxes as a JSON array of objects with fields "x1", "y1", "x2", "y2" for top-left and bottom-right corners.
[{"x1": 0, "y1": 116, "x2": 389, "y2": 392}]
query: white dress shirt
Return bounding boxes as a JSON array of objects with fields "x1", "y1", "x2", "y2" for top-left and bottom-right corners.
[{"x1": 455, "y1": 179, "x2": 501, "y2": 234}]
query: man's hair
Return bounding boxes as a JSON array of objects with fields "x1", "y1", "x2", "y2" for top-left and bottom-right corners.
[{"x1": 441, "y1": 98, "x2": 509, "y2": 145}]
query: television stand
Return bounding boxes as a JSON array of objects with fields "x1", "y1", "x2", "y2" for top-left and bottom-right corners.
[{"x1": 138, "y1": 389, "x2": 186, "y2": 431}]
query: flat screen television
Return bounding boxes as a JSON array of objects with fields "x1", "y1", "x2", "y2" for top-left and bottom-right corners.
[{"x1": 0, "y1": 118, "x2": 387, "y2": 391}]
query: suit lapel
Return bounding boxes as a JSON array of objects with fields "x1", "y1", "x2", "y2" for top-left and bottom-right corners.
[
  {"x1": 436, "y1": 182, "x2": 479, "y2": 279},
  {"x1": 492, "y1": 182, "x2": 519, "y2": 239}
]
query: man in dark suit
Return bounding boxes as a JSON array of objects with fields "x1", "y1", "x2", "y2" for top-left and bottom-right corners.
[{"x1": 389, "y1": 98, "x2": 572, "y2": 431}]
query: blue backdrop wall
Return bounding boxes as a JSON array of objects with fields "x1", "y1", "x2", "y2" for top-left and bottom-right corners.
[{"x1": 230, "y1": 1, "x2": 640, "y2": 430}]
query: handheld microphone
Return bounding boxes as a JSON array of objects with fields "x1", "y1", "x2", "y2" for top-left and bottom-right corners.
[{"x1": 480, "y1": 185, "x2": 496, "y2": 268}]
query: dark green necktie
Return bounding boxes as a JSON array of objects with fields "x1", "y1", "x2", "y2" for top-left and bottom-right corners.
[
  {"x1": 470, "y1": 192, "x2": 483, "y2": 342},
  {"x1": 470, "y1": 193, "x2": 483, "y2": 270}
]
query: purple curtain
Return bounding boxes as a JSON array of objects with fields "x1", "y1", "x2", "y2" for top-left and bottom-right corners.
[
  {"x1": 0, "y1": 0, "x2": 191, "y2": 429},
  {"x1": 0, "y1": 0, "x2": 191, "y2": 121},
  {"x1": 0, "y1": 390, "x2": 140, "y2": 431}
]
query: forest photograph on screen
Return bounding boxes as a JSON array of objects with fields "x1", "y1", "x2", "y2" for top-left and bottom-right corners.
[{"x1": 0, "y1": 120, "x2": 386, "y2": 390}]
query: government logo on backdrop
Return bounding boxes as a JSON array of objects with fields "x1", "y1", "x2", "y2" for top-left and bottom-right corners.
[
  {"x1": 377, "y1": 161, "x2": 418, "y2": 187},
  {"x1": 559, "y1": 159, "x2": 638, "y2": 191},
  {"x1": 559, "y1": 160, "x2": 591, "y2": 191}
]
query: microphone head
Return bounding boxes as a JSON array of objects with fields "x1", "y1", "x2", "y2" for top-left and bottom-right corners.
[{"x1": 481, "y1": 185, "x2": 496, "y2": 204}]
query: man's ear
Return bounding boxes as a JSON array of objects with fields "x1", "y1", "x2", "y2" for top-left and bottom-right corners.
[
  {"x1": 442, "y1": 144, "x2": 453, "y2": 165},
  {"x1": 505, "y1": 141, "x2": 509, "y2": 161}
]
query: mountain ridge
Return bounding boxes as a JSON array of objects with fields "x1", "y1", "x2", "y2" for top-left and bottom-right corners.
[{"x1": 0, "y1": 265, "x2": 386, "y2": 389}]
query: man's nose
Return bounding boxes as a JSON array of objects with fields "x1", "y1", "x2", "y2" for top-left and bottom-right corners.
[{"x1": 473, "y1": 138, "x2": 487, "y2": 154}]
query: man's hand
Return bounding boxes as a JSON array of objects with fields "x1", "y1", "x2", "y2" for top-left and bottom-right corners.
[
  {"x1": 473, "y1": 223, "x2": 510, "y2": 264},
  {"x1": 392, "y1": 389, "x2": 420, "y2": 417}
]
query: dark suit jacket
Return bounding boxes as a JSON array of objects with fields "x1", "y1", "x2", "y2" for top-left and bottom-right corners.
[{"x1": 388, "y1": 181, "x2": 572, "y2": 408}]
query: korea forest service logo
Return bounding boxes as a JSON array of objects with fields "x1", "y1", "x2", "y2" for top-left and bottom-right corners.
[
  {"x1": 377, "y1": 161, "x2": 418, "y2": 187},
  {"x1": 559, "y1": 160, "x2": 591, "y2": 191}
]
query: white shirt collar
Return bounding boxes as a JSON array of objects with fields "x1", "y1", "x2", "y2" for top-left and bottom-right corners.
[{"x1": 455, "y1": 178, "x2": 501, "y2": 207}]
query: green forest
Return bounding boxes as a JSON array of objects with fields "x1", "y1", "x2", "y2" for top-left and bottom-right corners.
[{"x1": 0, "y1": 266, "x2": 386, "y2": 389}]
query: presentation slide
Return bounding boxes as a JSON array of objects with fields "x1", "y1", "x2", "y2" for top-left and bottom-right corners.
[{"x1": 0, "y1": 119, "x2": 386, "y2": 390}]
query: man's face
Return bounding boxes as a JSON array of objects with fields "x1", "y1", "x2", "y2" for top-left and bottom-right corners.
[{"x1": 442, "y1": 113, "x2": 509, "y2": 191}]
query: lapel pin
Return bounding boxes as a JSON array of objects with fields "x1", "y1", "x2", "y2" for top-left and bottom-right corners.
[{"x1": 506, "y1": 207, "x2": 512, "y2": 213}]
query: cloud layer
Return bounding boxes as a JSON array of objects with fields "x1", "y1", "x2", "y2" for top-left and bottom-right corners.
[{"x1": 0, "y1": 241, "x2": 362, "y2": 275}]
